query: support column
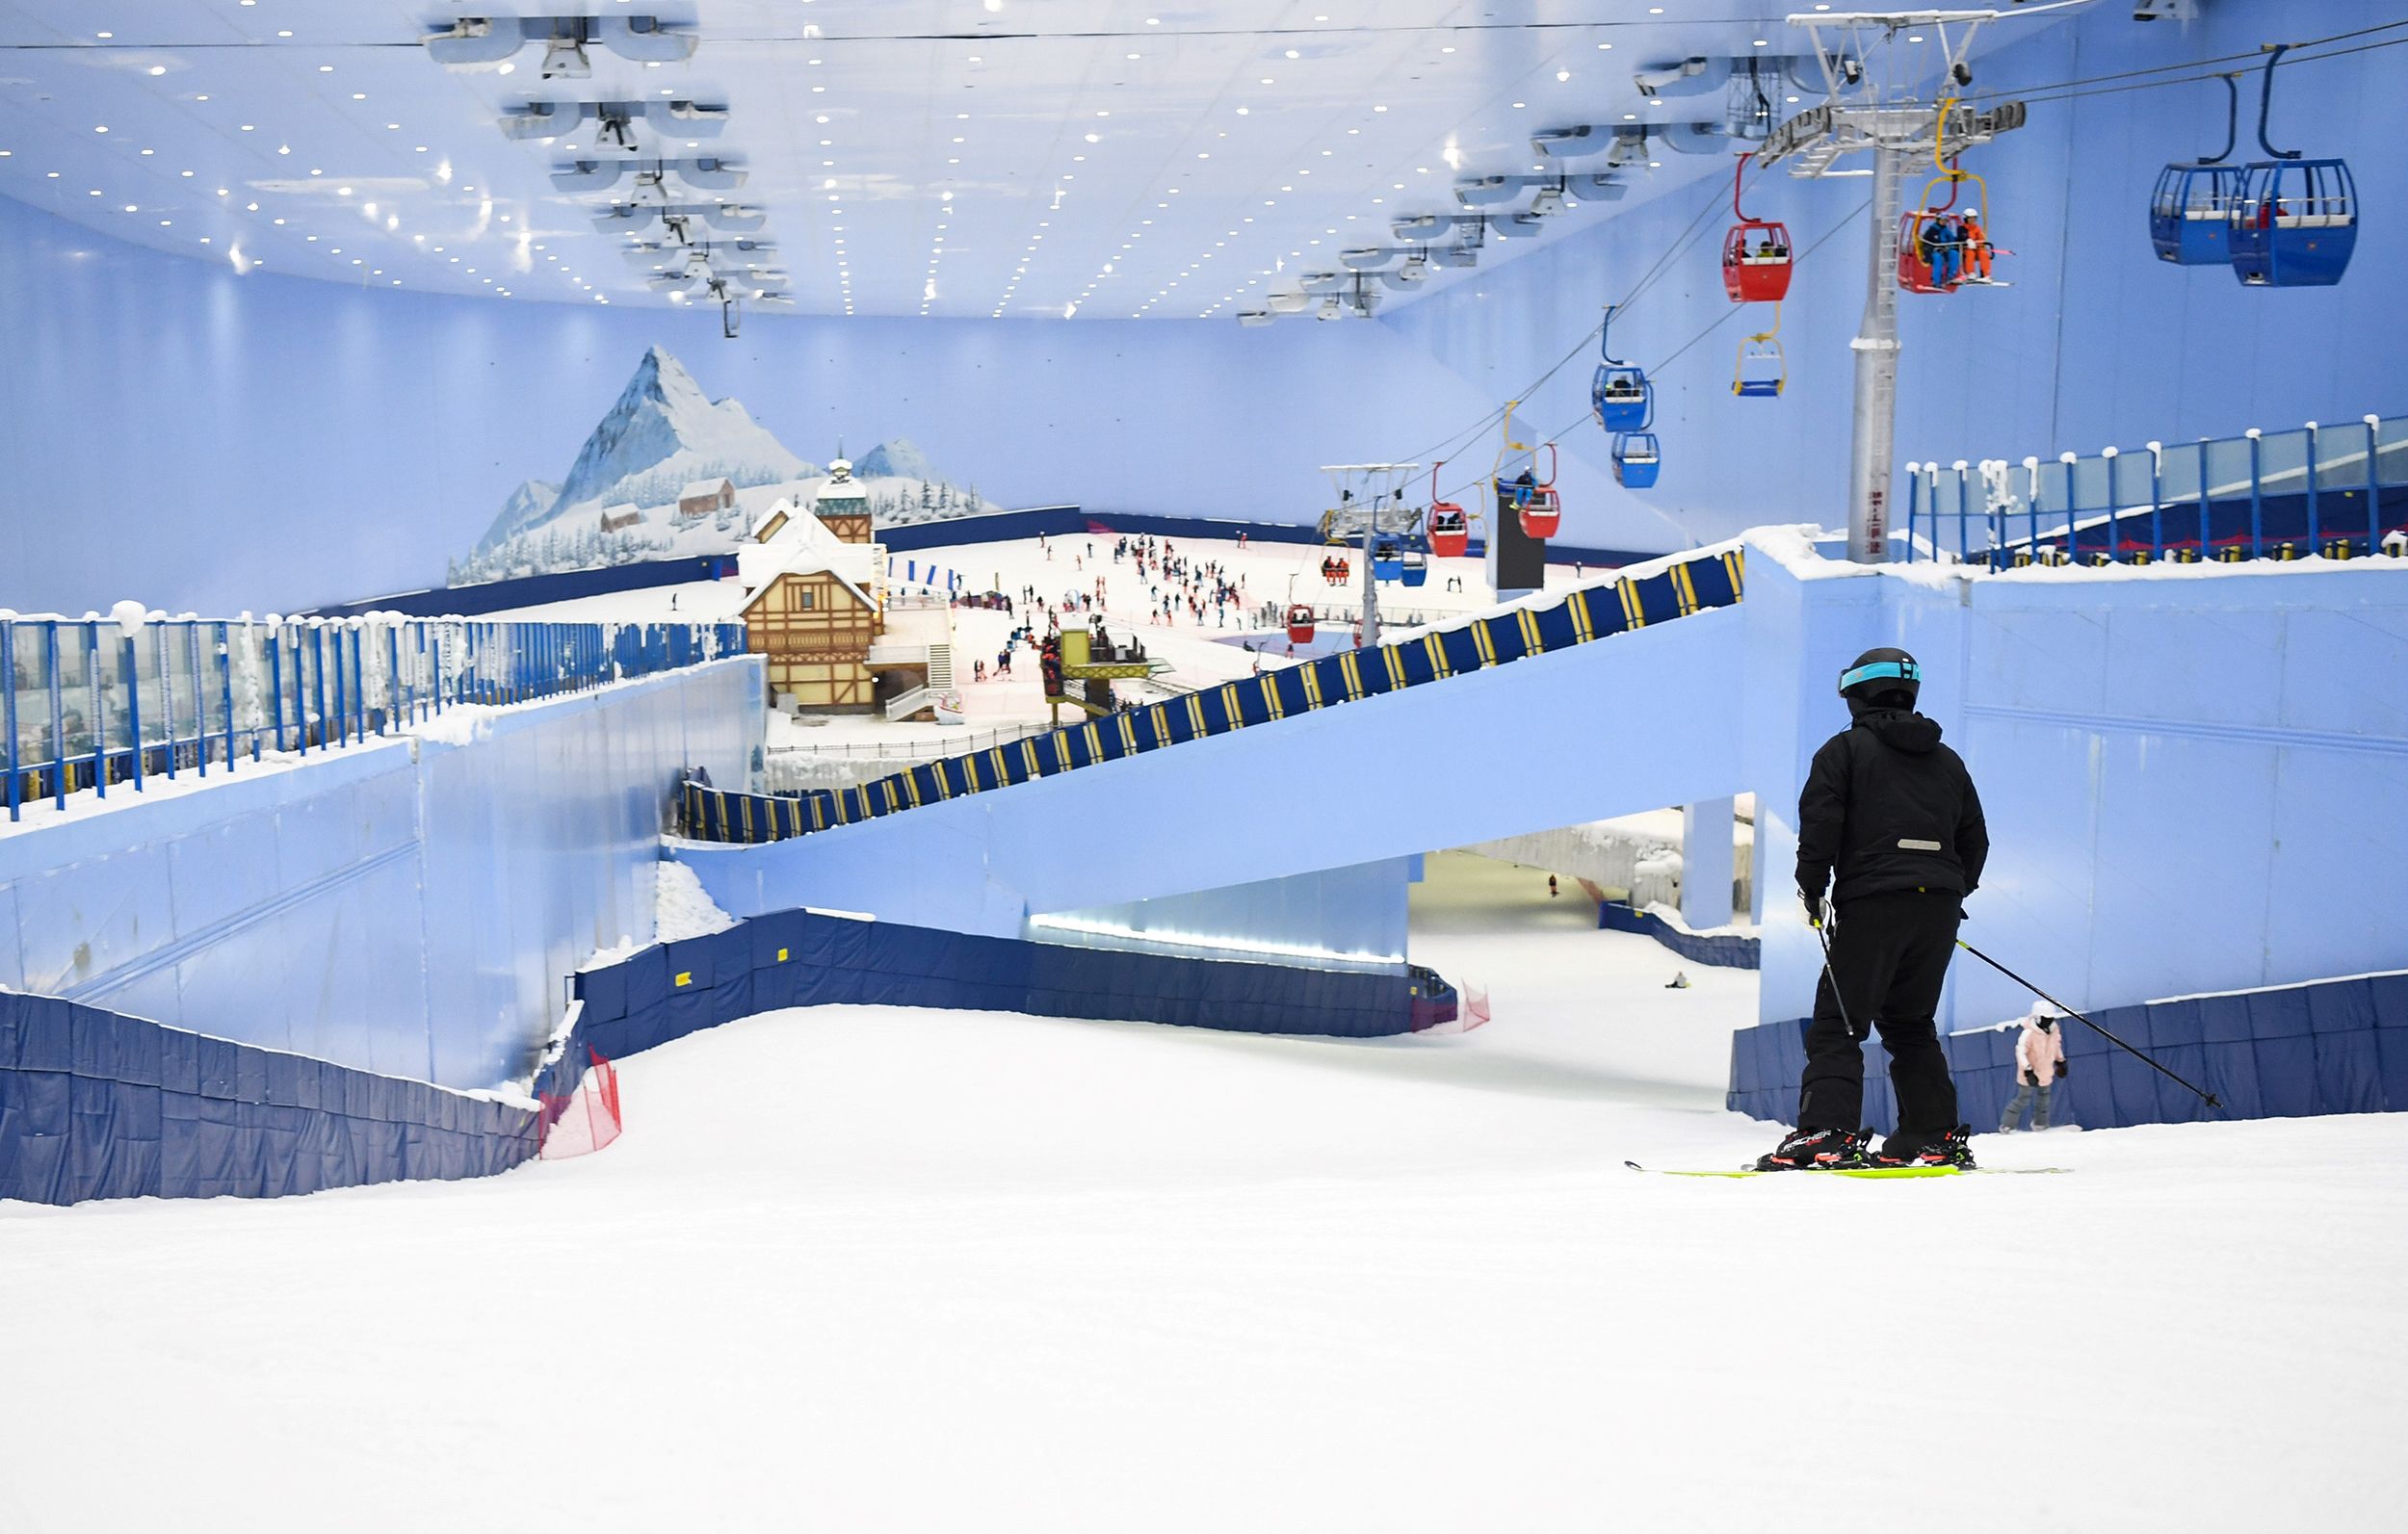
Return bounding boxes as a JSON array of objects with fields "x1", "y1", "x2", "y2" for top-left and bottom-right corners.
[
  {"x1": 1682, "y1": 795, "x2": 1736, "y2": 931},
  {"x1": 1845, "y1": 143, "x2": 1907, "y2": 563}
]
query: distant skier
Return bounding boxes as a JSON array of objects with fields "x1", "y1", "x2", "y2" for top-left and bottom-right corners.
[
  {"x1": 1998, "y1": 1008, "x2": 2068, "y2": 1132},
  {"x1": 1548, "y1": 874, "x2": 1559, "y2": 898},
  {"x1": 1758, "y1": 647, "x2": 1989, "y2": 1172}
]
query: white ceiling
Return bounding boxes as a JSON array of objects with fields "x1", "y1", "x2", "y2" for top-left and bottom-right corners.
[{"x1": 0, "y1": 1, "x2": 1863, "y2": 320}]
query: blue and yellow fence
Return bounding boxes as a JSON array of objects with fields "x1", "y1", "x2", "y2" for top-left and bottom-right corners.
[{"x1": 682, "y1": 548, "x2": 1745, "y2": 845}]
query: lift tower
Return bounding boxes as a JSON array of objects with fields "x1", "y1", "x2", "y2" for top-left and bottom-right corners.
[{"x1": 1759, "y1": 11, "x2": 2027, "y2": 562}]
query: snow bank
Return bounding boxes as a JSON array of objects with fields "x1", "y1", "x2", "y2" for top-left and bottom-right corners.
[{"x1": 654, "y1": 858, "x2": 736, "y2": 941}]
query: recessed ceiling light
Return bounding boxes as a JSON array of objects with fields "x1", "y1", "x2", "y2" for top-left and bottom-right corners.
[{"x1": 146, "y1": 65, "x2": 166, "y2": 76}]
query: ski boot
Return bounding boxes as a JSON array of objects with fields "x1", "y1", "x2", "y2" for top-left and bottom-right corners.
[
  {"x1": 1753, "y1": 1127, "x2": 1871, "y2": 1172},
  {"x1": 1872, "y1": 1124, "x2": 1978, "y2": 1170}
]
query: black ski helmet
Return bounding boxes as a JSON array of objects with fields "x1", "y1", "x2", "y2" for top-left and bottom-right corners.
[{"x1": 1838, "y1": 647, "x2": 1922, "y2": 710}]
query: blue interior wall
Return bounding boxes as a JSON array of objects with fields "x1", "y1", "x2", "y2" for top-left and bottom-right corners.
[
  {"x1": 1033, "y1": 857, "x2": 1418, "y2": 968},
  {"x1": 0, "y1": 192, "x2": 1501, "y2": 618},
  {"x1": 1743, "y1": 552, "x2": 2408, "y2": 1034},
  {"x1": 0, "y1": 658, "x2": 762, "y2": 1089},
  {"x1": 1383, "y1": 0, "x2": 2407, "y2": 551}
]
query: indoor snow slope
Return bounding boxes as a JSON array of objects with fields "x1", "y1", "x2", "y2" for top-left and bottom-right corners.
[{"x1": 5, "y1": 900, "x2": 2403, "y2": 1532}]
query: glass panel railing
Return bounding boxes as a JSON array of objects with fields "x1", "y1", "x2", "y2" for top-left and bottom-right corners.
[{"x1": 7, "y1": 613, "x2": 746, "y2": 819}]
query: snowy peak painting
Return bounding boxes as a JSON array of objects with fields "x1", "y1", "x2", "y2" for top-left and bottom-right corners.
[{"x1": 453, "y1": 346, "x2": 998, "y2": 585}]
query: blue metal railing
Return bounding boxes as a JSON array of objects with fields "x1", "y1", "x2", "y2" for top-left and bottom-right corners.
[
  {"x1": 1904, "y1": 412, "x2": 2408, "y2": 567},
  {"x1": 4, "y1": 614, "x2": 745, "y2": 821}
]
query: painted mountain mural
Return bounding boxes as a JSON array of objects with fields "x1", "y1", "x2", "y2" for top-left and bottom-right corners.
[{"x1": 450, "y1": 347, "x2": 1002, "y2": 585}]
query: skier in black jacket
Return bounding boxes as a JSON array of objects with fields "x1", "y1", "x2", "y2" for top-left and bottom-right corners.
[{"x1": 1757, "y1": 647, "x2": 1990, "y2": 1171}]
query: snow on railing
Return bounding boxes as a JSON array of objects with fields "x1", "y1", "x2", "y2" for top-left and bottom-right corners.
[{"x1": 2, "y1": 610, "x2": 745, "y2": 822}]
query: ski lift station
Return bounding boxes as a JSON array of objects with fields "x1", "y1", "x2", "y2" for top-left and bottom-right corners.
[{"x1": 5, "y1": 2, "x2": 2408, "y2": 1528}]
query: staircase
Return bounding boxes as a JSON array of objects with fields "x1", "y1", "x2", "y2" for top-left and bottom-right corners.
[
  {"x1": 926, "y1": 643, "x2": 955, "y2": 691},
  {"x1": 883, "y1": 686, "x2": 933, "y2": 721}
]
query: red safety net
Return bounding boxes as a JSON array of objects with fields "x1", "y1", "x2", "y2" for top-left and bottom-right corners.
[{"x1": 538, "y1": 1049, "x2": 623, "y2": 1159}]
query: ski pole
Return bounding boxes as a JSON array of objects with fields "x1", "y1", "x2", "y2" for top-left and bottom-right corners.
[
  {"x1": 1954, "y1": 940, "x2": 2223, "y2": 1109},
  {"x1": 1812, "y1": 899, "x2": 1866, "y2": 1040}
]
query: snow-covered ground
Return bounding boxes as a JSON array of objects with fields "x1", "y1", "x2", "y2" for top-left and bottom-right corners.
[
  {"x1": 500, "y1": 531, "x2": 1593, "y2": 745},
  {"x1": 4, "y1": 851, "x2": 2401, "y2": 1532}
]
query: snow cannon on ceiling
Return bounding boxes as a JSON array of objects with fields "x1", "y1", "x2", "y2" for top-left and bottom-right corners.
[
  {"x1": 551, "y1": 156, "x2": 748, "y2": 195},
  {"x1": 501, "y1": 98, "x2": 731, "y2": 151},
  {"x1": 425, "y1": 14, "x2": 697, "y2": 77}
]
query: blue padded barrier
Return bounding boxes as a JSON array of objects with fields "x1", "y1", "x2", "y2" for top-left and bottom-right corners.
[
  {"x1": 572, "y1": 903, "x2": 1434, "y2": 1058},
  {"x1": 1, "y1": 987, "x2": 543, "y2": 1208},
  {"x1": 300, "y1": 553, "x2": 744, "y2": 620},
  {"x1": 1595, "y1": 901, "x2": 1762, "y2": 970},
  {"x1": 1725, "y1": 970, "x2": 2408, "y2": 1133},
  {"x1": 681, "y1": 551, "x2": 1747, "y2": 845}
]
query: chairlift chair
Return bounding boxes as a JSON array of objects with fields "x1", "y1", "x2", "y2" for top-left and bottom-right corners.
[
  {"x1": 1612, "y1": 432, "x2": 1662, "y2": 490},
  {"x1": 1426, "y1": 461, "x2": 1471, "y2": 557},
  {"x1": 1898, "y1": 108, "x2": 1999, "y2": 295},
  {"x1": 1732, "y1": 303, "x2": 1786, "y2": 399},
  {"x1": 2226, "y1": 46, "x2": 2356, "y2": 288},
  {"x1": 2149, "y1": 73, "x2": 2245, "y2": 266},
  {"x1": 1516, "y1": 442, "x2": 1561, "y2": 538},
  {"x1": 1590, "y1": 304, "x2": 1654, "y2": 431},
  {"x1": 1720, "y1": 153, "x2": 1793, "y2": 303}
]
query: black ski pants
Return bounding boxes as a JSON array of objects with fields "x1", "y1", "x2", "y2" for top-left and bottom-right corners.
[{"x1": 1797, "y1": 889, "x2": 1963, "y2": 1133}]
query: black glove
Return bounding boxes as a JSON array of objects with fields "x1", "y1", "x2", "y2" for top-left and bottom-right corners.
[
  {"x1": 2055, "y1": 1061, "x2": 2069, "y2": 1079},
  {"x1": 2022, "y1": 1069, "x2": 2039, "y2": 1087},
  {"x1": 1799, "y1": 887, "x2": 1822, "y2": 928}
]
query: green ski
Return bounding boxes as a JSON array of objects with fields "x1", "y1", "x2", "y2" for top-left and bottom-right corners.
[{"x1": 1623, "y1": 1160, "x2": 2070, "y2": 1179}]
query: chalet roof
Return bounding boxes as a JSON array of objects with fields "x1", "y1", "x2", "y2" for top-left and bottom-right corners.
[
  {"x1": 679, "y1": 478, "x2": 735, "y2": 502},
  {"x1": 740, "y1": 561, "x2": 876, "y2": 616}
]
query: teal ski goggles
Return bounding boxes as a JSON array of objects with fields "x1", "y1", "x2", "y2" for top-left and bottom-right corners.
[{"x1": 1838, "y1": 658, "x2": 1921, "y2": 693}]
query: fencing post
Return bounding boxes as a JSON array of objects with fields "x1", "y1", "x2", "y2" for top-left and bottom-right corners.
[
  {"x1": 2, "y1": 621, "x2": 16, "y2": 821},
  {"x1": 2059, "y1": 453, "x2": 2080, "y2": 562},
  {"x1": 219, "y1": 622, "x2": 235, "y2": 772},
  {"x1": 351, "y1": 624, "x2": 365, "y2": 741},
  {"x1": 1951, "y1": 459, "x2": 1971, "y2": 562},
  {"x1": 2246, "y1": 428, "x2": 2264, "y2": 559},
  {"x1": 311, "y1": 626, "x2": 327, "y2": 753},
  {"x1": 2147, "y1": 441, "x2": 2164, "y2": 560},
  {"x1": 188, "y1": 623, "x2": 207, "y2": 777},
  {"x1": 388, "y1": 625, "x2": 402, "y2": 732},
  {"x1": 269, "y1": 627, "x2": 286, "y2": 753},
  {"x1": 123, "y1": 632, "x2": 144, "y2": 792},
  {"x1": 1905, "y1": 467, "x2": 1923, "y2": 563},
  {"x1": 86, "y1": 622, "x2": 105, "y2": 800},
  {"x1": 2101, "y1": 446, "x2": 2120, "y2": 561},
  {"x1": 2304, "y1": 420, "x2": 2320, "y2": 551},
  {"x1": 46, "y1": 623, "x2": 65, "y2": 810},
  {"x1": 2367, "y1": 414, "x2": 2383, "y2": 553},
  {"x1": 155, "y1": 626, "x2": 176, "y2": 781}
]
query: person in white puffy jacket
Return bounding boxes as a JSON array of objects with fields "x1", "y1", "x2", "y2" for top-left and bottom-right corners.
[{"x1": 1998, "y1": 1009, "x2": 2068, "y2": 1131}]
